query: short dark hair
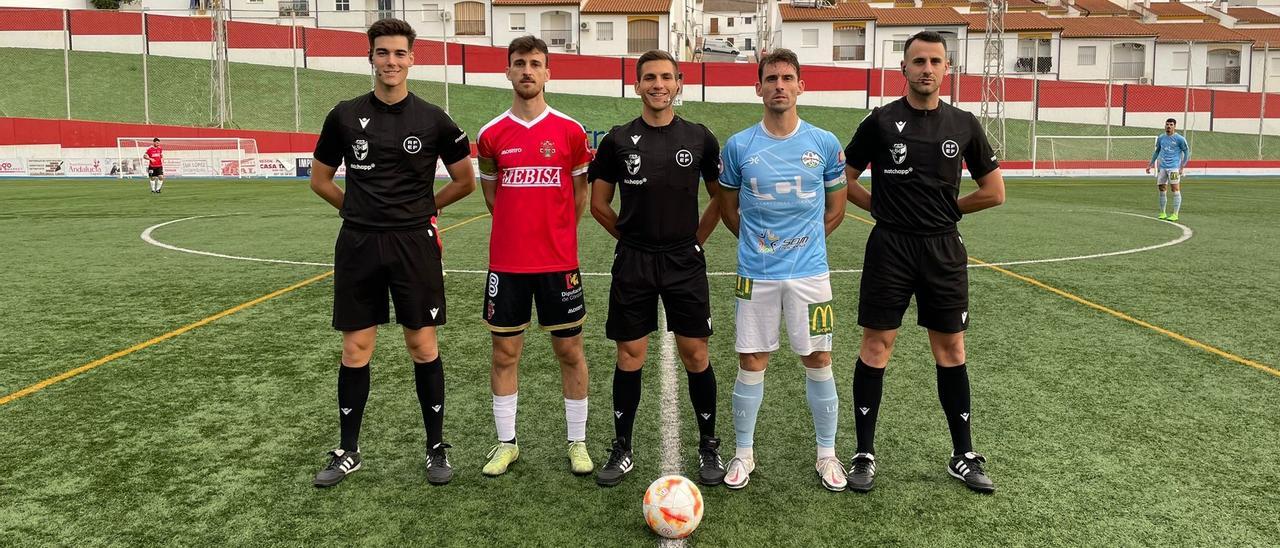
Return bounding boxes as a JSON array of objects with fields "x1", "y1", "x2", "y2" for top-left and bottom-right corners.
[
  {"x1": 1166, "y1": 118, "x2": 1177, "y2": 124},
  {"x1": 904, "y1": 31, "x2": 946, "y2": 56},
  {"x1": 153, "y1": 137, "x2": 160, "y2": 143},
  {"x1": 367, "y1": 18, "x2": 416, "y2": 52},
  {"x1": 636, "y1": 49, "x2": 681, "y2": 81},
  {"x1": 508, "y1": 35, "x2": 549, "y2": 66},
  {"x1": 758, "y1": 48, "x2": 801, "y2": 82}
]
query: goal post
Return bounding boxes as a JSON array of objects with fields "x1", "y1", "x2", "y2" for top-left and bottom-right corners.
[
  {"x1": 116, "y1": 137, "x2": 260, "y2": 178},
  {"x1": 1031, "y1": 135, "x2": 1168, "y2": 176}
]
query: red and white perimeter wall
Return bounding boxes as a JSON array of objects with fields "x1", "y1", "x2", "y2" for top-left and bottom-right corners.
[{"x1": 5, "y1": 6, "x2": 1280, "y2": 138}]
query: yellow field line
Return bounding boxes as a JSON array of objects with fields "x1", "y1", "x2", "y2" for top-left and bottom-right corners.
[
  {"x1": 0, "y1": 213, "x2": 491, "y2": 407},
  {"x1": 844, "y1": 212, "x2": 1278, "y2": 378}
]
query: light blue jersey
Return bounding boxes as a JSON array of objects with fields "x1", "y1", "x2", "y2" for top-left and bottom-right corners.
[
  {"x1": 720, "y1": 120, "x2": 847, "y2": 280},
  {"x1": 1151, "y1": 133, "x2": 1189, "y2": 170}
]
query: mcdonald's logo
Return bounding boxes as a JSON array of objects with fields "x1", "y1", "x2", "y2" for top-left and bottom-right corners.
[
  {"x1": 735, "y1": 276, "x2": 753, "y2": 300},
  {"x1": 808, "y1": 301, "x2": 834, "y2": 336}
]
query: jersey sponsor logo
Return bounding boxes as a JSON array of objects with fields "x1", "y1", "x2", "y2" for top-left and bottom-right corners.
[
  {"x1": 353, "y1": 139, "x2": 370, "y2": 161},
  {"x1": 735, "y1": 276, "x2": 753, "y2": 300},
  {"x1": 539, "y1": 140, "x2": 557, "y2": 158},
  {"x1": 676, "y1": 149, "x2": 693, "y2": 167},
  {"x1": 567, "y1": 304, "x2": 584, "y2": 314},
  {"x1": 349, "y1": 163, "x2": 376, "y2": 170},
  {"x1": 631, "y1": 135, "x2": 641, "y2": 145},
  {"x1": 625, "y1": 153, "x2": 642, "y2": 175},
  {"x1": 941, "y1": 140, "x2": 959, "y2": 159},
  {"x1": 487, "y1": 273, "x2": 500, "y2": 297},
  {"x1": 501, "y1": 147, "x2": 523, "y2": 155},
  {"x1": 808, "y1": 301, "x2": 835, "y2": 336},
  {"x1": 895, "y1": 120, "x2": 906, "y2": 133},
  {"x1": 801, "y1": 150, "x2": 821, "y2": 168},
  {"x1": 883, "y1": 167, "x2": 912, "y2": 175},
  {"x1": 890, "y1": 143, "x2": 907, "y2": 165},
  {"x1": 755, "y1": 229, "x2": 809, "y2": 254},
  {"x1": 749, "y1": 176, "x2": 816, "y2": 201},
  {"x1": 501, "y1": 166, "x2": 562, "y2": 187},
  {"x1": 404, "y1": 136, "x2": 423, "y2": 154},
  {"x1": 359, "y1": 117, "x2": 370, "y2": 129}
]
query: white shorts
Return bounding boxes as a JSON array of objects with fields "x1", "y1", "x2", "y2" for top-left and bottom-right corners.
[
  {"x1": 1156, "y1": 168, "x2": 1182, "y2": 185},
  {"x1": 734, "y1": 272, "x2": 834, "y2": 356}
]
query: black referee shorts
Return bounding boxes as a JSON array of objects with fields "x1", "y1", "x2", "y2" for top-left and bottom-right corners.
[
  {"x1": 332, "y1": 224, "x2": 445, "y2": 331},
  {"x1": 606, "y1": 241, "x2": 712, "y2": 342},
  {"x1": 858, "y1": 225, "x2": 969, "y2": 334}
]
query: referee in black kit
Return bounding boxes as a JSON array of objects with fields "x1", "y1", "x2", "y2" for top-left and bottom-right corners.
[
  {"x1": 842, "y1": 31, "x2": 1006, "y2": 493},
  {"x1": 588, "y1": 50, "x2": 726, "y2": 487},
  {"x1": 309, "y1": 18, "x2": 476, "y2": 488}
]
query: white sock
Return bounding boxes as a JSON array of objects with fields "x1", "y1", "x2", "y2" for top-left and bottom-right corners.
[
  {"x1": 1159, "y1": 190, "x2": 1167, "y2": 212},
  {"x1": 156, "y1": 179, "x2": 164, "y2": 190},
  {"x1": 1173, "y1": 191, "x2": 1182, "y2": 214},
  {"x1": 817, "y1": 446, "x2": 837, "y2": 460},
  {"x1": 565, "y1": 397, "x2": 588, "y2": 442},
  {"x1": 735, "y1": 446, "x2": 755, "y2": 461},
  {"x1": 150, "y1": 178, "x2": 157, "y2": 191},
  {"x1": 493, "y1": 392, "x2": 518, "y2": 442}
]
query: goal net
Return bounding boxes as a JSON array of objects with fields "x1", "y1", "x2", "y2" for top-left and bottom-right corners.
[
  {"x1": 117, "y1": 137, "x2": 259, "y2": 178},
  {"x1": 1031, "y1": 135, "x2": 1165, "y2": 176}
]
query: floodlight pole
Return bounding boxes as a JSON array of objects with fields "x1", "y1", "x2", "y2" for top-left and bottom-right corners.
[
  {"x1": 979, "y1": 0, "x2": 1007, "y2": 159},
  {"x1": 142, "y1": 12, "x2": 150, "y2": 125}
]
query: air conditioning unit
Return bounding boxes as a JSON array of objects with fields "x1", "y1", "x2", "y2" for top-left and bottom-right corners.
[
  {"x1": 580, "y1": 21, "x2": 590, "y2": 31},
  {"x1": 441, "y1": 12, "x2": 453, "y2": 21},
  {"x1": 564, "y1": 42, "x2": 576, "y2": 51}
]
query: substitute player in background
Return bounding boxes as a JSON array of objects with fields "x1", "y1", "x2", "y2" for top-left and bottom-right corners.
[
  {"x1": 843, "y1": 31, "x2": 1005, "y2": 494},
  {"x1": 144, "y1": 138, "x2": 164, "y2": 193},
  {"x1": 1145, "y1": 118, "x2": 1189, "y2": 221},
  {"x1": 309, "y1": 18, "x2": 476, "y2": 488},
  {"x1": 476, "y1": 36, "x2": 595, "y2": 477},
  {"x1": 588, "y1": 50, "x2": 725, "y2": 487},
  {"x1": 719, "y1": 49, "x2": 849, "y2": 492}
]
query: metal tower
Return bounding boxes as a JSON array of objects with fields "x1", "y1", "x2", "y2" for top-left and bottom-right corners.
[{"x1": 978, "y1": 0, "x2": 1006, "y2": 158}]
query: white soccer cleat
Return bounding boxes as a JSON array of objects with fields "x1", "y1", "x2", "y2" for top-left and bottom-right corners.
[
  {"x1": 816, "y1": 456, "x2": 847, "y2": 492},
  {"x1": 724, "y1": 456, "x2": 755, "y2": 490}
]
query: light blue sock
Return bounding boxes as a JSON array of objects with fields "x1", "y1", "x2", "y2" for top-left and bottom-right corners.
[
  {"x1": 805, "y1": 366, "x2": 839, "y2": 452},
  {"x1": 1159, "y1": 190, "x2": 1167, "y2": 212},
  {"x1": 732, "y1": 368, "x2": 765, "y2": 450},
  {"x1": 1173, "y1": 191, "x2": 1182, "y2": 214}
]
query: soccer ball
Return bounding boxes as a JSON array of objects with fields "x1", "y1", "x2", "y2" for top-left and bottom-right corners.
[{"x1": 642, "y1": 475, "x2": 704, "y2": 539}]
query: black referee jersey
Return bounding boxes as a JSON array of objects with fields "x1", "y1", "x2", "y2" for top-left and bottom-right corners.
[
  {"x1": 588, "y1": 116, "x2": 720, "y2": 251},
  {"x1": 314, "y1": 92, "x2": 472, "y2": 231},
  {"x1": 845, "y1": 97, "x2": 999, "y2": 235}
]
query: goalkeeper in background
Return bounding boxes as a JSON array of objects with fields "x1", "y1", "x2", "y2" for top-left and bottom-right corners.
[{"x1": 1145, "y1": 118, "x2": 1189, "y2": 221}]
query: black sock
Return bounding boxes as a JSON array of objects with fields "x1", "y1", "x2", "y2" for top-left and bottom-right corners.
[
  {"x1": 337, "y1": 363, "x2": 370, "y2": 453},
  {"x1": 612, "y1": 365, "x2": 643, "y2": 449},
  {"x1": 414, "y1": 356, "x2": 445, "y2": 449},
  {"x1": 686, "y1": 363, "x2": 717, "y2": 440},
  {"x1": 853, "y1": 358, "x2": 885, "y2": 455},
  {"x1": 936, "y1": 363, "x2": 973, "y2": 455}
]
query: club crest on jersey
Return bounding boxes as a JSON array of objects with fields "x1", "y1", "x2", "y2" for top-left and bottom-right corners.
[
  {"x1": 625, "y1": 153, "x2": 642, "y2": 175},
  {"x1": 565, "y1": 272, "x2": 580, "y2": 289},
  {"x1": 352, "y1": 139, "x2": 369, "y2": 161},
  {"x1": 403, "y1": 136, "x2": 422, "y2": 154},
  {"x1": 540, "y1": 140, "x2": 556, "y2": 158},
  {"x1": 890, "y1": 143, "x2": 907, "y2": 165},
  {"x1": 801, "y1": 150, "x2": 821, "y2": 168},
  {"x1": 941, "y1": 139, "x2": 959, "y2": 158},
  {"x1": 675, "y1": 149, "x2": 693, "y2": 167}
]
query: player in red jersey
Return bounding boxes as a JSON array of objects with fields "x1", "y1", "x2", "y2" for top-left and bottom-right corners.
[
  {"x1": 475, "y1": 35, "x2": 595, "y2": 477},
  {"x1": 144, "y1": 138, "x2": 164, "y2": 193}
]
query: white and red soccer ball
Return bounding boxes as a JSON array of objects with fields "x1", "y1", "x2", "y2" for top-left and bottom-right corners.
[{"x1": 642, "y1": 475, "x2": 704, "y2": 539}]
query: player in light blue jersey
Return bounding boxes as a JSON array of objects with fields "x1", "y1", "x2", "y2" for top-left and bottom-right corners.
[
  {"x1": 718, "y1": 49, "x2": 849, "y2": 492},
  {"x1": 1145, "y1": 118, "x2": 1190, "y2": 221}
]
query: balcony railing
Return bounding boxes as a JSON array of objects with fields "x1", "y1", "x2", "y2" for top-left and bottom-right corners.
[
  {"x1": 278, "y1": 0, "x2": 309, "y2": 16},
  {"x1": 833, "y1": 44, "x2": 865, "y2": 61},
  {"x1": 1014, "y1": 56, "x2": 1053, "y2": 73},
  {"x1": 1111, "y1": 60, "x2": 1145, "y2": 80},
  {"x1": 1207, "y1": 66, "x2": 1241, "y2": 85},
  {"x1": 543, "y1": 29, "x2": 572, "y2": 47}
]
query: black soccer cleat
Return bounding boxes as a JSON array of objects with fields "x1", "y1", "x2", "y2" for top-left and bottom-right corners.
[
  {"x1": 426, "y1": 442, "x2": 453, "y2": 485},
  {"x1": 948, "y1": 452, "x2": 995, "y2": 493},
  {"x1": 314, "y1": 449, "x2": 361, "y2": 487},
  {"x1": 596, "y1": 437, "x2": 633, "y2": 487},
  {"x1": 696, "y1": 436, "x2": 726, "y2": 486},
  {"x1": 846, "y1": 453, "x2": 876, "y2": 493}
]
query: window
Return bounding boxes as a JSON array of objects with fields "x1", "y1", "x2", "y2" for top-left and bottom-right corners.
[
  {"x1": 421, "y1": 3, "x2": 439, "y2": 21},
  {"x1": 1172, "y1": 51, "x2": 1190, "y2": 71},
  {"x1": 727, "y1": 17, "x2": 734, "y2": 27},
  {"x1": 745, "y1": 37, "x2": 753, "y2": 50},
  {"x1": 1015, "y1": 38, "x2": 1051, "y2": 73},
  {"x1": 510, "y1": 13, "x2": 525, "y2": 31},
  {"x1": 627, "y1": 19, "x2": 659, "y2": 53},
  {"x1": 598, "y1": 21, "x2": 613, "y2": 41},
  {"x1": 1110, "y1": 42, "x2": 1146, "y2": 79},
  {"x1": 1078, "y1": 45, "x2": 1096, "y2": 66},
  {"x1": 377, "y1": 0, "x2": 394, "y2": 21},
  {"x1": 744, "y1": 16, "x2": 753, "y2": 24},
  {"x1": 892, "y1": 39, "x2": 906, "y2": 52},
  {"x1": 802, "y1": 29, "x2": 818, "y2": 48},
  {"x1": 1207, "y1": 48, "x2": 1241, "y2": 84},
  {"x1": 335, "y1": 0, "x2": 349, "y2": 10},
  {"x1": 454, "y1": 1, "x2": 485, "y2": 35}
]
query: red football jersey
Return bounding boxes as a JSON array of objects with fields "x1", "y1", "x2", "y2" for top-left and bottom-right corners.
[
  {"x1": 145, "y1": 146, "x2": 163, "y2": 168},
  {"x1": 476, "y1": 107, "x2": 592, "y2": 273}
]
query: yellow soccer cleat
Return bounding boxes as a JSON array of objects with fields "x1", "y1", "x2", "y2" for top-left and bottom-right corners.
[
  {"x1": 567, "y1": 441, "x2": 594, "y2": 475},
  {"x1": 482, "y1": 442, "x2": 519, "y2": 477}
]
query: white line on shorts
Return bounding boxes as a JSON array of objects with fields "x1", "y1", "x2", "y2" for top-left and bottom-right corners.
[
  {"x1": 656, "y1": 303, "x2": 686, "y2": 548},
  {"x1": 142, "y1": 211, "x2": 1191, "y2": 276}
]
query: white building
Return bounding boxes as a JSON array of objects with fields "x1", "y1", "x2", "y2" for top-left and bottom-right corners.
[
  {"x1": 867, "y1": 6, "x2": 969, "y2": 68},
  {"x1": 960, "y1": 11, "x2": 1063, "y2": 76},
  {"x1": 579, "y1": 0, "x2": 674, "y2": 56},
  {"x1": 1055, "y1": 16, "x2": 1157, "y2": 82},
  {"x1": 701, "y1": 0, "x2": 764, "y2": 52},
  {"x1": 1147, "y1": 22, "x2": 1253, "y2": 88},
  {"x1": 492, "y1": 0, "x2": 581, "y2": 52},
  {"x1": 777, "y1": 1, "x2": 876, "y2": 66}
]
